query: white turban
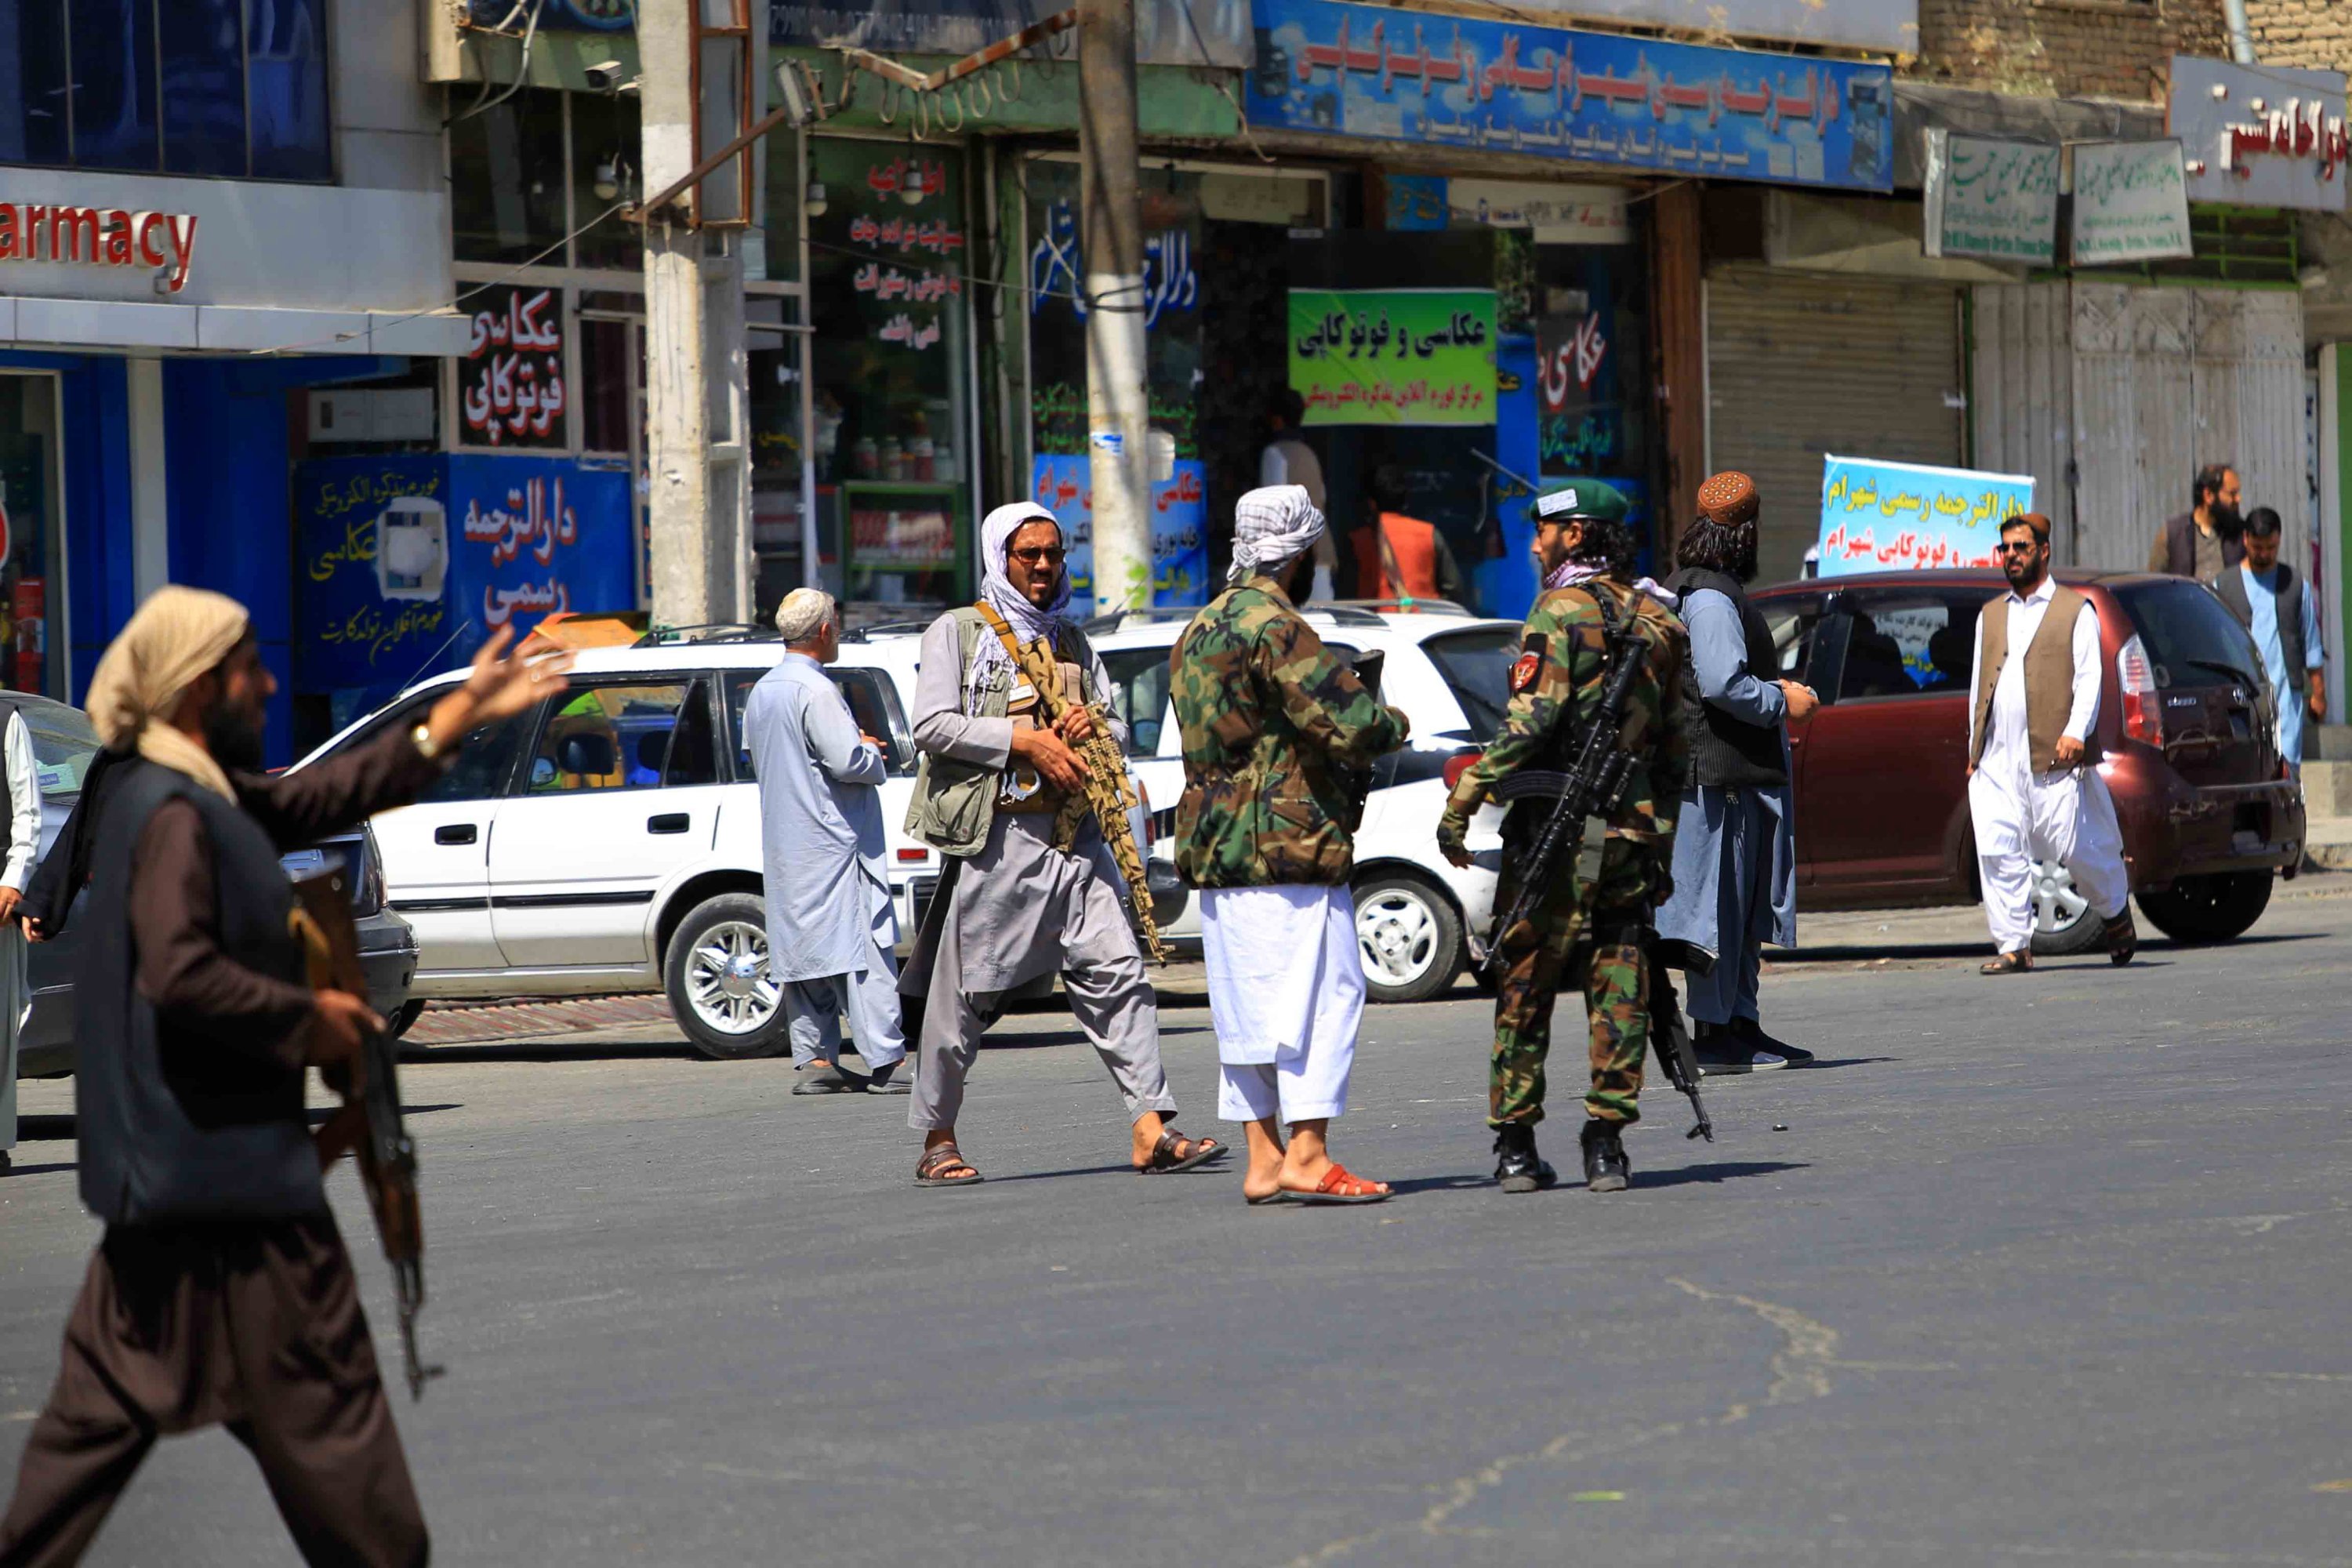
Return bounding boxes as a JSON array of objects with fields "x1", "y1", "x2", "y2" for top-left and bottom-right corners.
[
  {"x1": 1228, "y1": 485, "x2": 1327, "y2": 587},
  {"x1": 966, "y1": 501, "x2": 1071, "y2": 713},
  {"x1": 774, "y1": 587, "x2": 836, "y2": 644}
]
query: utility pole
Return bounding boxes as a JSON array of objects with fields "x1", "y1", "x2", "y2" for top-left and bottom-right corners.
[
  {"x1": 1077, "y1": 0, "x2": 1152, "y2": 614},
  {"x1": 640, "y1": 0, "x2": 752, "y2": 629}
]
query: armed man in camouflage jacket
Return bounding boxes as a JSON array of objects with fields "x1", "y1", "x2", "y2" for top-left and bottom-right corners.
[
  {"x1": 1172, "y1": 486, "x2": 1410, "y2": 1205},
  {"x1": 1437, "y1": 481, "x2": 1689, "y2": 1196}
]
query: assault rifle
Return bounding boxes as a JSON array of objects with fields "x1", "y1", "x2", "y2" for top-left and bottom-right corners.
[
  {"x1": 293, "y1": 869, "x2": 443, "y2": 1401},
  {"x1": 1646, "y1": 942, "x2": 1715, "y2": 1142}
]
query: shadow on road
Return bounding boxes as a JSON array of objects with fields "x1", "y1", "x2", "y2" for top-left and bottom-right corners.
[
  {"x1": 405, "y1": 1039, "x2": 704, "y2": 1065},
  {"x1": 1634, "y1": 1160, "x2": 1808, "y2": 1189},
  {"x1": 2, "y1": 1161, "x2": 77, "y2": 1178}
]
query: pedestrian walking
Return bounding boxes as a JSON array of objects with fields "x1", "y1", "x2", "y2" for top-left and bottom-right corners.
[
  {"x1": 1657, "y1": 472, "x2": 1815, "y2": 1073},
  {"x1": 1171, "y1": 485, "x2": 1410, "y2": 1206},
  {"x1": 742, "y1": 587, "x2": 908, "y2": 1096},
  {"x1": 1438, "y1": 480, "x2": 1688, "y2": 1195},
  {"x1": 1258, "y1": 388, "x2": 1339, "y2": 601},
  {"x1": 0, "y1": 589, "x2": 566, "y2": 1568},
  {"x1": 2148, "y1": 463, "x2": 2245, "y2": 579},
  {"x1": 2212, "y1": 506, "x2": 2325, "y2": 774},
  {"x1": 896, "y1": 501, "x2": 1223, "y2": 1187},
  {"x1": 1969, "y1": 514, "x2": 2136, "y2": 975},
  {"x1": 1352, "y1": 464, "x2": 1468, "y2": 607},
  {"x1": 0, "y1": 695, "x2": 40, "y2": 1177}
]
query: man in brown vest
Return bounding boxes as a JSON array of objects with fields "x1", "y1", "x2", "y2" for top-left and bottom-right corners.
[{"x1": 1967, "y1": 514, "x2": 2136, "y2": 975}]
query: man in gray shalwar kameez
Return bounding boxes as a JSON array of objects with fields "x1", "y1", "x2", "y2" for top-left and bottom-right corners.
[
  {"x1": 896, "y1": 501, "x2": 1222, "y2": 1186},
  {"x1": 1658, "y1": 473, "x2": 1814, "y2": 1073},
  {"x1": 745, "y1": 589, "x2": 909, "y2": 1095}
]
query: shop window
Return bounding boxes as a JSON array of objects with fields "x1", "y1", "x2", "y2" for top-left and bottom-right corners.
[
  {"x1": 159, "y1": 0, "x2": 249, "y2": 177},
  {"x1": 757, "y1": 125, "x2": 804, "y2": 284},
  {"x1": 451, "y1": 89, "x2": 568, "y2": 266},
  {"x1": 67, "y1": 0, "x2": 158, "y2": 172},
  {"x1": 0, "y1": 0, "x2": 330, "y2": 179},
  {"x1": 579, "y1": 315, "x2": 639, "y2": 456},
  {"x1": 0, "y1": 375, "x2": 66, "y2": 698},
  {"x1": 748, "y1": 298, "x2": 807, "y2": 618},
  {"x1": 570, "y1": 91, "x2": 642, "y2": 271},
  {"x1": 808, "y1": 139, "x2": 972, "y2": 615}
]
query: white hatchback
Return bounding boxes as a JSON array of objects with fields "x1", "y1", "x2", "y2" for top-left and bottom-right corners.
[
  {"x1": 1080, "y1": 603, "x2": 1520, "y2": 1004},
  {"x1": 295, "y1": 630, "x2": 939, "y2": 1060}
]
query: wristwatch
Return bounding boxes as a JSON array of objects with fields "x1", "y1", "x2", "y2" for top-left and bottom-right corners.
[{"x1": 410, "y1": 724, "x2": 444, "y2": 761}]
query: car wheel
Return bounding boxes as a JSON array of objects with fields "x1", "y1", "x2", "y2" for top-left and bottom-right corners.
[
  {"x1": 664, "y1": 893, "x2": 789, "y2": 1060},
  {"x1": 2026, "y1": 858, "x2": 2106, "y2": 956},
  {"x1": 1353, "y1": 872, "x2": 1465, "y2": 1004},
  {"x1": 390, "y1": 999, "x2": 426, "y2": 1040},
  {"x1": 2136, "y1": 871, "x2": 2274, "y2": 945}
]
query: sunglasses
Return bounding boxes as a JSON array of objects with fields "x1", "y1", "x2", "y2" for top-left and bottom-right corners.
[
  {"x1": 1008, "y1": 546, "x2": 1067, "y2": 565},
  {"x1": 1995, "y1": 540, "x2": 2043, "y2": 556}
]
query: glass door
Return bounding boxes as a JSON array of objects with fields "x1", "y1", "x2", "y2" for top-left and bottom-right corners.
[{"x1": 0, "y1": 373, "x2": 67, "y2": 698}]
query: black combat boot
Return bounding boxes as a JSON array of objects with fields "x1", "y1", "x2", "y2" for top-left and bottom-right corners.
[
  {"x1": 1580, "y1": 1119, "x2": 1632, "y2": 1193},
  {"x1": 1492, "y1": 1123, "x2": 1556, "y2": 1194}
]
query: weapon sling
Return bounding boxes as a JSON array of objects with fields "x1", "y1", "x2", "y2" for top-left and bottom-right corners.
[{"x1": 971, "y1": 604, "x2": 1168, "y2": 964}]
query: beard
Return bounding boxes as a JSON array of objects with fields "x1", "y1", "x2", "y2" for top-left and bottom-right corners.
[
  {"x1": 2211, "y1": 503, "x2": 2244, "y2": 537},
  {"x1": 203, "y1": 703, "x2": 266, "y2": 775}
]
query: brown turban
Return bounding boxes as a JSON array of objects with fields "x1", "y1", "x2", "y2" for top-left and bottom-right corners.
[
  {"x1": 84, "y1": 586, "x2": 251, "y2": 800},
  {"x1": 1697, "y1": 471, "x2": 1760, "y2": 529}
]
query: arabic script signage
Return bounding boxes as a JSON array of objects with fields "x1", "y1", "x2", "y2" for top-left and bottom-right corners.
[
  {"x1": 2071, "y1": 140, "x2": 2194, "y2": 266},
  {"x1": 296, "y1": 454, "x2": 634, "y2": 695},
  {"x1": 1816, "y1": 455, "x2": 2033, "y2": 580},
  {"x1": 1031, "y1": 454, "x2": 1209, "y2": 615},
  {"x1": 1246, "y1": 0, "x2": 1894, "y2": 193},
  {"x1": 1922, "y1": 131, "x2": 2058, "y2": 265},
  {"x1": 459, "y1": 284, "x2": 568, "y2": 449},
  {"x1": 2170, "y1": 55, "x2": 2348, "y2": 213},
  {"x1": 1289, "y1": 288, "x2": 1497, "y2": 427}
]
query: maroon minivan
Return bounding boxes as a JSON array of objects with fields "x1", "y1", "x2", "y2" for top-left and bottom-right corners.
[{"x1": 1751, "y1": 569, "x2": 2304, "y2": 953}]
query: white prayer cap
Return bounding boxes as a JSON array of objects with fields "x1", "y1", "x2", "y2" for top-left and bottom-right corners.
[
  {"x1": 1229, "y1": 485, "x2": 1327, "y2": 587},
  {"x1": 775, "y1": 587, "x2": 837, "y2": 643}
]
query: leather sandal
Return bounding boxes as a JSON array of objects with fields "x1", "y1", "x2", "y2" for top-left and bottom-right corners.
[
  {"x1": 1294, "y1": 1163, "x2": 1389, "y2": 1205},
  {"x1": 2103, "y1": 913, "x2": 2138, "y2": 966},
  {"x1": 915, "y1": 1143, "x2": 982, "y2": 1186},
  {"x1": 1137, "y1": 1128, "x2": 1225, "y2": 1174},
  {"x1": 1980, "y1": 950, "x2": 2033, "y2": 976}
]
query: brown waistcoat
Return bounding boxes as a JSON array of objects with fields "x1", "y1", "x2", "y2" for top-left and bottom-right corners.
[{"x1": 1970, "y1": 584, "x2": 2102, "y2": 771}]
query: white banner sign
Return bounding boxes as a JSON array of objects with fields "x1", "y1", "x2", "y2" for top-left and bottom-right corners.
[
  {"x1": 1496, "y1": 0, "x2": 1915, "y2": 53},
  {"x1": 2071, "y1": 140, "x2": 2194, "y2": 265},
  {"x1": 2170, "y1": 54, "x2": 2348, "y2": 212},
  {"x1": 1442, "y1": 180, "x2": 1631, "y2": 245},
  {"x1": 1922, "y1": 130, "x2": 2060, "y2": 265}
]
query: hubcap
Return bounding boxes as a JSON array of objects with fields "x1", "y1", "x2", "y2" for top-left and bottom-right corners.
[
  {"x1": 1356, "y1": 888, "x2": 1438, "y2": 985},
  {"x1": 684, "y1": 920, "x2": 781, "y2": 1035},
  {"x1": 2031, "y1": 858, "x2": 2089, "y2": 935}
]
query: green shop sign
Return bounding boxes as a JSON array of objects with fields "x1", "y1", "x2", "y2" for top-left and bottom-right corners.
[{"x1": 1288, "y1": 289, "x2": 1497, "y2": 427}]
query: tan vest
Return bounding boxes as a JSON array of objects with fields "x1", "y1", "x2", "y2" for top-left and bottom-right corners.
[{"x1": 1971, "y1": 584, "x2": 2100, "y2": 771}]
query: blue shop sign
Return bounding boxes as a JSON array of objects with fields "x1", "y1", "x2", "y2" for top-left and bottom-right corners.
[{"x1": 1245, "y1": 0, "x2": 1894, "y2": 194}]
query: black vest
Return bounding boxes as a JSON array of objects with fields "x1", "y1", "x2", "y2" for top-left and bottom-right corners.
[
  {"x1": 2213, "y1": 563, "x2": 2309, "y2": 699},
  {"x1": 1663, "y1": 568, "x2": 1788, "y2": 789},
  {"x1": 75, "y1": 760, "x2": 323, "y2": 1225}
]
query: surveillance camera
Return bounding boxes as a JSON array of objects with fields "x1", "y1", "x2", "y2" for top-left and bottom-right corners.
[{"x1": 584, "y1": 60, "x2": 630, "y2": 93}]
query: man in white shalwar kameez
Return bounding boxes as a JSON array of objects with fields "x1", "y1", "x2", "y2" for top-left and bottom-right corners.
[
  {"x1": 1171, "y1": 488, "x2": 1409, "y2": 1204},
  {"x1": 1967, "y1": 513, "x2": 2136, "y2": 975},
  {"x1": 0, "y1": 704, "x2": 38, "y2": 1174},
  {"x1": 744, "y1": 589, "x2": 909, "y2": 1094}
]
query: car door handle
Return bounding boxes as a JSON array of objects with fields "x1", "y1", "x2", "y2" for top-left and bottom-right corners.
[
  {"x1": 648, "y1": 813, "x2": 691, "y2": 835},
  {"x1": 434, "y1": 824, "x2": 478, "y2": 845}
]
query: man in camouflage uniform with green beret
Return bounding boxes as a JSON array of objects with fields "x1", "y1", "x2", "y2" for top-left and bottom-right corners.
[
  {"x1": 1437, "y1": 480, "x2": 1688, "y2": 1195},
  {"x1": 1173, "y1": 485, "x2": 1411, "y2": 1205}
]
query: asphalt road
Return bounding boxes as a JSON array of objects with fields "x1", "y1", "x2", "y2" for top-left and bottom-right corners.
[{"x1": 5, "y1": 882, "x2": 2352, "y2": 1566}]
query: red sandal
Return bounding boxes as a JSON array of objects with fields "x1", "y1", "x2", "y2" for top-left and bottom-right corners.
[{"x1": 1294, "y1": 1163, "x2": 1390, "y2": 1206}]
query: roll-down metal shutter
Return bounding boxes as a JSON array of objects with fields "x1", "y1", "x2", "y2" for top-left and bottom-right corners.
[{"x1": 1704, "y1": 264, "x2": 1966, "y2": 584}]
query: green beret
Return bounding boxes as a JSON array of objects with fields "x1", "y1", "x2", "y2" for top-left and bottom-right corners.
[{"x1": 1534, "y1": 480, "x2": 1628, "y2": 526}]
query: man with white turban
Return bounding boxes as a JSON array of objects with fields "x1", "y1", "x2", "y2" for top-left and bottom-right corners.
[
  {"x1": 1171, "y1": 486, "x2": 1409, "y2": 1204},
  {"x1": 743, "y1": 588, "x2": 908, "y2": 1094},
  {"x1": 896, "y1": 501, "x2": 1222, "y2": 1186},
  {"x1": 1, "y1": 590, "x2": 566, "y2": 1567}
]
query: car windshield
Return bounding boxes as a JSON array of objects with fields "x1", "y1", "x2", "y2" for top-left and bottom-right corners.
[
  {"x1": 1420, "y1": 626, "x2": 1518, "y2": 741},
  {"x1": 21, "y1": 703, "x2": 99, "y2": 800},
  {"x1": 2110, "y1": 580, "x2": 2265, "y2": 690}
]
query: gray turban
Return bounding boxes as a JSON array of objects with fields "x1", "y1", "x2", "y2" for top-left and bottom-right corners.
[
  {"x1": 775, "y1": 587, "x2": 836, "y2": 643},
  {"x1": 1229, "y1": 485, "x2": 1327, "y2": 587}
]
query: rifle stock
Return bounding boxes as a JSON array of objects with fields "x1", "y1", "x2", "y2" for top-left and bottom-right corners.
[
  {"x1": 291, "y1": 869, "x2": 443, "y2": 1401},
  {"x1": 1644, "y1": 946, "x2": 1715, "y2": 1142}
]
